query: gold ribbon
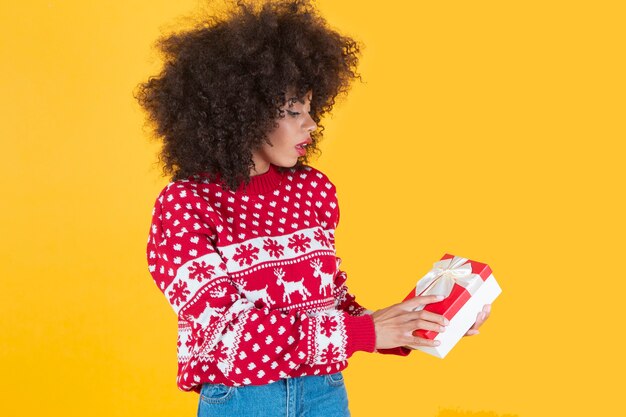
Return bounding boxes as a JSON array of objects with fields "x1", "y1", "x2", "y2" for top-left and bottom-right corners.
[{"x1": 415, "y1": 256, "x2": 482, "y2": 299}]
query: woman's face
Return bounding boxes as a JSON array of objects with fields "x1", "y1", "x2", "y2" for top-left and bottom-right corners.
[{"x1": 250, "y1": 89, "x2": 317, "y2": 175}]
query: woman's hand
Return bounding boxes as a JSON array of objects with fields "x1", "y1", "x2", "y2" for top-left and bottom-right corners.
[
  {"x1": 464, "y1": 304, "x2": 491, "y2": 336},
  {"x1": 371, "y1": 295, "x2": 448, "y2": 350}
]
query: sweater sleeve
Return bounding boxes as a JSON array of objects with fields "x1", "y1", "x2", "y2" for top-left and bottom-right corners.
[{"x1": 147, "y1": 183, "x2": 376, "y2": 385}]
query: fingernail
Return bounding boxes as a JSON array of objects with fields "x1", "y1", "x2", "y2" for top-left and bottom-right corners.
[
  {"x1": 440, "y1": 326, "x2": 446, "y2": 332},
  {"x1": 484, "y1": 305, "x2": 491, "y2": 313},
  {"x1": 435, "y1": 295, "x2": 444, "y2": 301},
  {"x1": 444, "y1": 318, "x2": 449, "y2": 325}
]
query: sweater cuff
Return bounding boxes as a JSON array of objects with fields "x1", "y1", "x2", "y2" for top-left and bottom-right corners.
[
  {"x1": 344, "y1": 313, "x2": 377, "y2": 356},
  {"x1": 376, "y1": 346, "x2": 412, "y2": 356}
]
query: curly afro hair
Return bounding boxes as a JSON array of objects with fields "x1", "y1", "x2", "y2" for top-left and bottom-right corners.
[{"x1": 134, "y1": 0, "x2": 363, "y2": 191}]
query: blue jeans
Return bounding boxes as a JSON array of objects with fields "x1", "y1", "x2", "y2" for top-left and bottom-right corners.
[{"x1": 197, "y1": 373, "x2": 350, "y2": 417}]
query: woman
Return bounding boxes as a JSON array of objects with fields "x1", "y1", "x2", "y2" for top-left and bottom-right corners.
[{"x1": 135, "y1": 1, "x2": 489, "y2": 415}]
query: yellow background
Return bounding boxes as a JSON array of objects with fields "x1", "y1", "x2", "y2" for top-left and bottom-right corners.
[{"x1": 1, "y1": 1, "x2": 624, "y2": 416}]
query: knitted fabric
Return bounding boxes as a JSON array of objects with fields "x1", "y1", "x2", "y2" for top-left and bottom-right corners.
[{"x1": 147, "y1": 164, "x2": 406, "y2": 392}]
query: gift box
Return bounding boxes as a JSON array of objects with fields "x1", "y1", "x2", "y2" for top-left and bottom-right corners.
[{"x1": 403, "y1": 254, "x2": 502, "y2": 358}]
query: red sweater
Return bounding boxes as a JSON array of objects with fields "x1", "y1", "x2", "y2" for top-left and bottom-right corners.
[{"x1": 146, "y1": 164, "x2": 408, "y2": 392}]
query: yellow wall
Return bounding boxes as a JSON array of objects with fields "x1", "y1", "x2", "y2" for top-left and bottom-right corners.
[{"x1": 1, "y1": 1, "x2": 624, "y2": 416}]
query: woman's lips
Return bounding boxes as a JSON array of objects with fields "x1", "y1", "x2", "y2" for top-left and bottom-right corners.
[
  {"x1": 295, "y1": 138, "x2": 311, "y2": 156},
  {"x1": 295, "y1": 143, "x2": 307, "y2": 156}
]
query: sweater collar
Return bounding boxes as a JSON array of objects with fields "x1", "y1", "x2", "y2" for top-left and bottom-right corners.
[
  {"x1": 237, "y1": 163, "x2": 283, "y2": 195},
  {"x1": 199, "y1": 164, "x2": 283, "y2": 195}
]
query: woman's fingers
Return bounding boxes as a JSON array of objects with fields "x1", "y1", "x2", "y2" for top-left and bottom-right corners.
[
  {"x1": 482, "y1": 304, "x2": 491, "y2": 321},
  {"x1": 376, "y1": 295, "x2": 447, "y2": 321},
  {"x1": 373, "y1": 309, "x2": 448, "y2": 349},
  {"x1": 464, "y1": 304, "x2": 491, "y2": 336},
  {"x1": 474, "y1": 304, "x2": 491, "y2": 327},
  {"x1": 408, "y1": 317, "x2": 447, "y2": 333},
  {"x1": 405, "y1": 309, "x2": 449, "y2": 326},
  {"x1": 372, "y1": 296, "x2": 458, "y2": 349},
  {"x1": 401, "y1": 295, "x2": 445, "y2": 311}
]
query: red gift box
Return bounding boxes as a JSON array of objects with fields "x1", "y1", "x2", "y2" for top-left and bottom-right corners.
[{"x1": 403, "y1": 253, "x2": 501, "y2": 358}]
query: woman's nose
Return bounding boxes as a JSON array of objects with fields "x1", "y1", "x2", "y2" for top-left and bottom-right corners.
[{"x1": 304, "y1": 113, "x2": 317, "y2": 132}]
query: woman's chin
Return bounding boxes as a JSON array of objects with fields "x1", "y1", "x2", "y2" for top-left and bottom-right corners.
[{"x1": 275, "y1": 158, "x2": 299, "y2": 168}]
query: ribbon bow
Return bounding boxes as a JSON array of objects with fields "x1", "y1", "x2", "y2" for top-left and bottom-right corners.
[{"x1": 415, "y1": 256, "x2": 482, "y2": 299}]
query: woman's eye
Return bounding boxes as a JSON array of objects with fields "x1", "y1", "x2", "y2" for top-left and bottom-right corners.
[{"x1": 286, "y1": 110, "x2": 300, "y2": 117}]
